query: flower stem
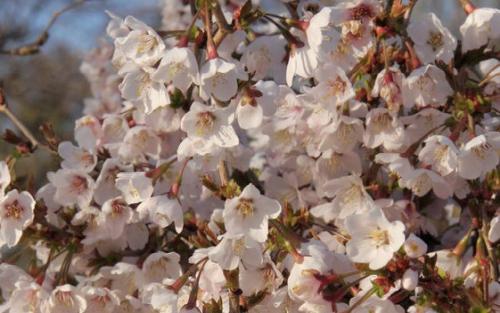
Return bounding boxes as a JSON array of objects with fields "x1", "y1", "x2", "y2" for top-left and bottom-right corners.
[{"x1": 203, "y1": 0, "x2": 218, "y2": 59}]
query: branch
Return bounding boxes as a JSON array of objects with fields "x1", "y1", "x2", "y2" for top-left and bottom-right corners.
[
  {"x1": 0, "y1": 87, "x2": 39, "y2": 150},
  {"x1": 212, "y1": 0, "x2": 232, "y2": 46},
  {"x1": 0, "y1": 0, "x2": 88, "y2": 56}
]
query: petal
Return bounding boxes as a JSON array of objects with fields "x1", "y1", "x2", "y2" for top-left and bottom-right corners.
[{"x1": 237, "y1": 104, "x2": 263, "y2": 130}]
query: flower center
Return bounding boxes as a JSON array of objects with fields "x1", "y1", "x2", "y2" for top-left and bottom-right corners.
[
  {"x1": 111, "y1": 199, "x2": 126, "y2": 216},
  {"x1": 412, "y1": 173, "x2": 431, "y2": 195},
  {"x1": 149, "y1": 256, "x2": 170, "y2": 274},
  {"x1": 4, "y1": 200, "x2": 24, "y2": 219},
  {"x1": 427, "y1": 31, "x2": 444, "y2": 51},
  {"x1": 350, "y1": 4, "x2": 374, "y2": 21},
  {"x1": 137, "y1": 34, "x2": 158, "y2": 54},
  {"x1": 91, "y1": 294, "x2": 112, "y2": 307},
  {"x1": 327, "y1": 78, "x2": 347, "y2": 98},
  {"x1": 236, "y1": 198, "x2": 254, "y2": 218},
  {"x1": 328, "y1": 153, "x2": 341, "y2": 171},
  {"x1": 341, "y1": 184, "x2": 363, "y2": 204},
  {"x1": 343, "y1": 21, "x2": 365, "y2": 39},
  {"x1": 416, "y1": 73, "x2": 433, "y2": 91},
  {"x1": 167, "y1": 62, "x2": 186, "y2": 77},
  {"x1": 472, "y1": 142, "x2": 491, "y2": 159},
  {"x1": 55, "y1": 291, "x2": 75, "y2": 307},
  {"x1": 196, "y1": 111, "x2": 216, "y2": 135},
  {"x1": 81, "y1": 152, "x2": 94, "y2": 167},
  {"x1": 71, "y1": 175, "x2": 88, "y2": 193},
  {"x1": 210, "y1": 72, "x2": 228, "y2": 90},
  {"x1": 372, "y1": 112, "x2": 392, "y2": 132},
  {"x1": 369, "y1": 228, "x2": 390, "y2": 247},
  {"x1": 336, "y1": 122, "x2": 355, "y2": 145},
  {"x1": 232, "y1": 238, "x2": 246, "y2": 256},
  {"x1": 433, "y1": 144, "x2": 449, "y2": 166}
]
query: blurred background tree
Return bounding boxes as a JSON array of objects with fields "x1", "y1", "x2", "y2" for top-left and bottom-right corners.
[
  {"x1": 0, "y1": 0, "x2": 159, "y2": 185},
  {"x1": 0, "y1": 0, "x2": 498, "y2": 187}
]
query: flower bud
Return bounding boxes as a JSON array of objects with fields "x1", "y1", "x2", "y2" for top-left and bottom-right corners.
[{"x1": 402, "y1": 269, "x2": 419, "y2": 291}]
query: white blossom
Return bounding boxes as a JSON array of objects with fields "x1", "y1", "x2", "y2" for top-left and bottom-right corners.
[
  {"x1": 152, "y1": 47, "x2": 199, "y2": 94},
  {"x1": 460, "y1": 8, "x2": 500, "y2": 53},
  {"x1": 457, "y1": 133, "x2": 500, "y2": 179},
  {"x1": 0, "y1": 190, "x2": 35, "y2": 247},
  {"x1": 408, "y1": 13, "x2": 457, "y2": 64},
  {"x1": 345, "y1": 208, "x2": 405, "y2": 270},
  {"x1": 223, "y1": 184, "x2": 281, "y2": 242}
]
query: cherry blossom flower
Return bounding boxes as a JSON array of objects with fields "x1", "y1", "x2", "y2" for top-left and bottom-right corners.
[
  {"x1": 320, "y1": 175, "x2": 375, "y2": 220},
  {"x1": 319, "y1": 115, "x2": 364, "y2": 153},
  {"x1": 48, "y1": 169, "x2": 95, "y2": 208},
  {"x1": 310, "y1": 63, "x2": 354, "y2": 109},
  {"x1": 8, "y1": 281, "x2": 48, "y2": 313},
  {"x1": 345, "y1": 208, "x2": 405, "y2": 270},
  {"x1": 99, "y1": 197, "x2": 132, "y2": 240},
  {"x1": 363, "y1": 108, "x2": 405, "y2": 150},
  {"x1": 115, "y1": 172, "x2": 153, "y2": 205},
  {"x1": 118, "y1": 126, "x2": 162, "y2": 163},
  {"x1": 403, "y1": 65, "x2": 453, "y2": 109},
  {"x1": 404, "y1": 233, "x2": 428, "y2": 258},
  {"x1": 223, "y1": 183, "x2": 281, "y2": 242},
  {"x1": 460, "y1": 8, "x2": 500, "y2": 52},
  {"x1": 400, "y1": 168, "x2": 452, "y2": 199},
  {"x1": 235, "y1": 81, "x2": 278, "y2": 130},
  {"x1": 208, "y1": 234, "x2": 263, "y2": 270},
  {"x1": 418, "y1": 135, "x2": 459, "y2": 176},
  {"x1": 408, "y1": 13, "x2": 457, "y2": 64},
  {"x1": 241, "y1": 36, "x2": 287, "y2": 83},
  {"x1": 42, "y1": 284, "x2": 87, "y2": 313},
  {"x1": 93, "y1": 158, "x2": 133, "y2": 205},
  {"x1": 179, "y1": 102, "x2": 238, "y2": 155},
  {"x1": 119, "y1": 66, "x2": 170, "y2": 114},
  {"x1": 137, "y1": 195, "x2": 184, "y2": 233},
  {"x1": 74, "y1": 115, "x2": 102, "y2": 152},
  {"x1": 58, "y1": 141, "x2": 97, "y2": 173},
  {"x1": 288, "y1": 241, "x2": 333, "y2": 305},
  {"x1": 142, "y1": 251, "x2": 182, "y2": 284},
  {"x1": 372, "y1": 66, "x2": 405, "y2": 113},
  {"x1": 81, "y1": 287, "x2": 120, "y2": 313},
  {"x1": 0, "y1": 190, "x2": 35, "y2": 247},
  {"x1": 199, "y1": 58, "x2": 243, "y2": 101},
  {"x1": 114, "y1": 16, "x2": 165, "y2": 66},
  {"x1": 457, "y1": 133, "x2": 500, "y2": 179},
  {"x1": 152, "y1": 47, "x2": 199, "y2": 94}
]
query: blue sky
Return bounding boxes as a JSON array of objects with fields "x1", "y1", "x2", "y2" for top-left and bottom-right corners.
[
  {"x1": 27, "y1": 0, "x2": 498, "y2": 54},
  {"x1": 25, "y1": 0, "x2": 161, "y2": 53}
]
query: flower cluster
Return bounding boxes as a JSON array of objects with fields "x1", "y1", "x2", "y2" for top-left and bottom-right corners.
[{"x1": 0, "y1": 0, "x2": 499, "y2": 313}]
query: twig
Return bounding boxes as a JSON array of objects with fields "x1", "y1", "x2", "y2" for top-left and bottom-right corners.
[
  {"x1": 203, "y1": 0, "x2": 218, "y2": 59},
  {"x1": 211, "y1": 0, "x2": 232, "y2": 46},
  {"x1": 0, "y1": 88, "x2": 39, "y2": 150},
  {"x1": 0, "y1": 0, "x2": 88, "y2": 56}
]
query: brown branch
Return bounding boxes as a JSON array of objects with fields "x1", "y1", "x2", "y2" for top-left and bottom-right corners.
[
  {"x1": 0, "y1": 0, "x2": 88, "y2": 56},
  {"x1": 211, "y1": 0, "x2": 232, "y2": 46},
  {"x1": 0, "y1": 87, "x2": 39, "y2": 150}
]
